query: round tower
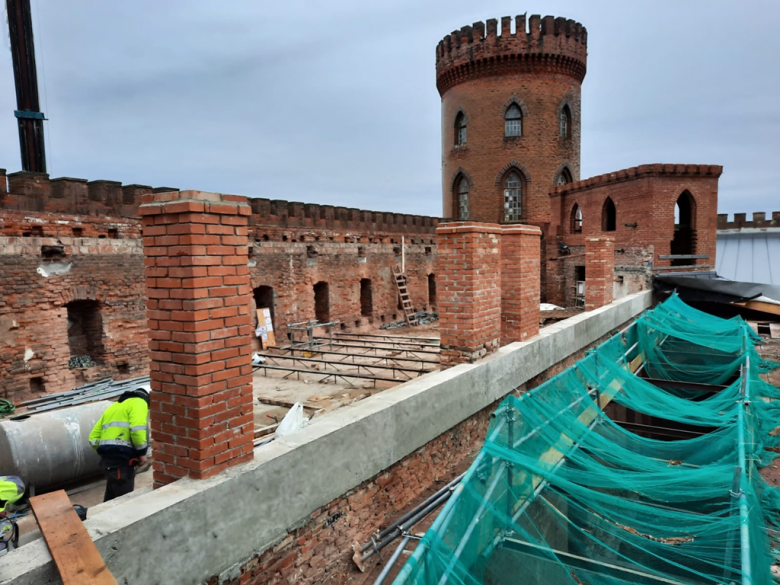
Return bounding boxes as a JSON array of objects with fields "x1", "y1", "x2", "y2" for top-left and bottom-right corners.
[{"x1": 437, "y1": 15, "x2": 587, "y2": 226}]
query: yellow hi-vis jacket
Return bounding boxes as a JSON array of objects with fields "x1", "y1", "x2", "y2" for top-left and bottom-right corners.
[
  {"x1": 0, "y1": 476, "x2": 24, "y2": 513},
  {"x1": 89, "y1": 396, "x2": 149, "y2": 460}
]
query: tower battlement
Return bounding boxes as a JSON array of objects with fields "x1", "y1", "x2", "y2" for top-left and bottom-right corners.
[{"x1": 435, "y1": 15, "x2": 588, "y2": 96}]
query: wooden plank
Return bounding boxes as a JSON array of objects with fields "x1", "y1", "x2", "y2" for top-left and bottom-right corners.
[
  {"x1": 30, "y1": 490, "x2": 118, "y2": 585},
  {"x1": 254, "y1": 422, "x2": 279, "y2": 438},
  {"x1": 735, "y1": 301, "x2": 780, "y2": 318},
  {"x1": 256, "y1": 397, "x2": 320, "y2": 412},
  {"x1": 747, "y1": 321, "x2": 759, "y2": 334},
  {"x1": 770, "y1": 323, "x2": 780, "y2": 339}
]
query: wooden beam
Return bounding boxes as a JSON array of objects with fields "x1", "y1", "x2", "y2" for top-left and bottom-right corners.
[{"x1": 30, "y1": 490, "x2": 118, "y2": 585}]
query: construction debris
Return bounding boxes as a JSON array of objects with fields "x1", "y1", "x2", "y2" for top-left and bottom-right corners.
[{"x1": 16, "y1": 376, "x2": 151, "y2": 413}]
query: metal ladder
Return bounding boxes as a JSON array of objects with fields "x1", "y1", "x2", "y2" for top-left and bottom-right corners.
[{"x1": 393, "y1": 266, "x2": 418, "y2": 326}]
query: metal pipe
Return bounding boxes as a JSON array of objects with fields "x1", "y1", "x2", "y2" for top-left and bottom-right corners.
[
  {"x1": 737, "y1": 356, "x2": 752, "y2": 585},
  {"x1": 363, "y1": 472, "x2": 466, "y2": 551},
  {"x1": 374, "y1": 534, "x2": 411, "y2": 585}
]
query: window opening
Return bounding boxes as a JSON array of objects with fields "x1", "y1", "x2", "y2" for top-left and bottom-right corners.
[
  {"x1": 454, "y1": 112, "x2": 467, "y2": 145},
  {"x1": 557, "y1": 168, "x2": 572, "y2": 185},
  {"x1": 457, "y1": 176, "x2": 469, "y2": 220},
  {"x1": 560, "y1": 105, "x2": 572, "y2": 138},
  {"x1": 428, "y1": 273, "x2": 436, "y2": 308},
  {"x1": 66, "y1": 300, "x2": 104, "y2": 363},
  {"x1": 360, "y1": 279, "x2": 373, "y2": 318},
  {"x1": 571, "y1": 205, "x2": 582, "y2": 233},
  {"x1": 671, "y1": 191, "x2": 696, "y2": 265},
  {"x1": 505, "y1": 104, "x2": 522, "y2": 137},
  {"x1": 602, "y1": 197, "x2": 616, "y2": 232},
  {"x1": 313, "y1": 282, "x2": 330, "y2": 322},
  {"x1": 504, "y1": 172, "x2": 522, "y2": 222},
  {"x1": 253, "y1": 285, "x2": 275, "y2": 325}
]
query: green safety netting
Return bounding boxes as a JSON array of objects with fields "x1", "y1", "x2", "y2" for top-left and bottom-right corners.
[{"x1": 395, "y1": 293, "x2": 780, "y2": 585}]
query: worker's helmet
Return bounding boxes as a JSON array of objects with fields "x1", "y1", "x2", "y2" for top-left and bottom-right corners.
[{"x1": 118, "y1": 386, "x2": 151, "y2": 406}]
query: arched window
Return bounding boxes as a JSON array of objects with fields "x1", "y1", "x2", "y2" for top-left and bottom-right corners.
[
  {"x1": 503, "y1": 172, "x2": 522, "y2": 222},
  {"x1": 571, "y1": 204, "x2": 582, "y2": 233},
  {"x1": 557, "y1": 167, "x2": 573, "y2": 185},
  {"x1": 454, "y1": 112, "x2": 467, "y2": 146},
  {"x1": 504, "y1": 104, "x2": 522, "y2": 137},
  {"x1": 602, "y1": 197, "x2": 616, "y2": 232},
  {"x1": 559, "y1": 105, "x2": 572, "y2": 138},
  {"x1": 456, "y1": 175, "x2": 469, "y2": 220},
  {"x1": 671, "y1": 191, "x2": 697, "y2": 265}
]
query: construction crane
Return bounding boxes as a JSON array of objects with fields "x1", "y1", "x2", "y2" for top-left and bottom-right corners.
[{"x1": 5, "y1": 0, "x2": 47, "y2": 173}]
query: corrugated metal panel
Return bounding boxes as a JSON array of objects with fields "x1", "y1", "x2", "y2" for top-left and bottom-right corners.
[{"x1": 716, "y1": 231, "x2": 780, "y2": 285}]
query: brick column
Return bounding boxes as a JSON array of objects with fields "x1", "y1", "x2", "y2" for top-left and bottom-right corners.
[
  {"x1": 501, "y1": 225, "x2": 542, "y2": 344},
  {"x1": 437, "y1": 222, "x2": 502, "y2": 366},
  {"x1": 140, "y1": 190, "x2": 254, "y2": 487},
  {"x1": 585, "y1": 236, "x2": 615, "y2": 309}
]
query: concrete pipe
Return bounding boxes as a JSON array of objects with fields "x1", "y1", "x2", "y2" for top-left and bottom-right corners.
[{"x1": 0, "y1": 401, "x2": 109, "y2": 489}]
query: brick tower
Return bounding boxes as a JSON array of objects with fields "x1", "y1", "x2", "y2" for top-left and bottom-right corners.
[{"x1": 436, "y1": 15, "x2": 588, "y2": 227}]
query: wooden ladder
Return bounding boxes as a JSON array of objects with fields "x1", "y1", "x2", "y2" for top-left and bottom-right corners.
[{"x1": 393, "y1": 266, "x2": 418, "y2": 326}]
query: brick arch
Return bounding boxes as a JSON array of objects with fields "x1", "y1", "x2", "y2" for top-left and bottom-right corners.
[
  {"x1": 449, "y1": 167, "x2": 474, "y2": 192},
  {"x1": 569, "y1": 201, "x2": 583, "y2": 234},
  {"x1": 59, "y1": 285, "x2": 105, "y2": 307},
  {"x1": 674, "y1": 189, "x2": 697, "y2": 229},
  {"x1": 501, "y1": 96, "x2": 529, "y2": 119},
  {"x1": 556, "y1": 97, "x2": 574, "y2": 119},
  {"x1": 453, "y1": 107, "x2": 470, "y2": 125},
  {"x1": 553, "y1": 161, "x2": 575, "y2": 185},
  {"x1": 494, "y1": 161, "x2": 532, "y2": 187}
]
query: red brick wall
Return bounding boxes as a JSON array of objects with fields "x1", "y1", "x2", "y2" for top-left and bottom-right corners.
[
  {"x1": 141, "y1": 190, "x2": 254, "y2": 486},
  {"x1": 585, "y1": 236, "x2": 615, "y2": 309},
  {"x1": 437, "y1": 15, "x2": 586, "y2": 226},
  {"x1": 0, "y1": 175, "x2": 439, "y2": 403},
  {"x1": 501, "y1": 225, "x2": 542, "y2": 343},
  {"x1": 547, "y1": 164, "x2": 721, "y2": 305},
  {"x1": 437, "y1": 222, "x2": 502, "y2": 365},
  {"x1": 0, "y1": 212, "x2": 148, "y2": 404}
]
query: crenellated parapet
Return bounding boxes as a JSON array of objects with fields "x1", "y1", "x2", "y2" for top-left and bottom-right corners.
[
  {"x1": 0, "y1": 168, "x2": 440, "y2": 240},
  {"x1": 435, "y1": 15, "x2": 588, "y2": 96},
  {"x1": 718, "y1": 211, "x2": 780, "y2": 231},
  {"x1": 551, "y1": 164, "x2": 723, "y2": 197}
]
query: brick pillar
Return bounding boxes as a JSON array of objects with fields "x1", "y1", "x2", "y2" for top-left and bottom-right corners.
[
  {"x1": 437, "y1": 221, "x2": 502, "y2": 366},
  {"x1": 585, "y1": 236, "x2": 615, "y2": 309},
  {"x1": 140, "y1": 190, "x2": 254, "y2": 487},
  {"x1": 501, "y1": 225, "x2": 542, "y2": 344}
]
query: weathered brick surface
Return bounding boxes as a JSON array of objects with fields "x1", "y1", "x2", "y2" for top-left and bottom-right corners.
[
  {"x1": 438, "y1": 15, "x2": 586, "y2": 227},
  {"x1": 210, "y1": 322, "x2": 628, "y2": 585},
  {"x1": 546, "y1": 165, "x2": 721, "y2": 306},
  {"x1": 718, "y1": 210, "x2": 780, "y2": 230},
  {"x1": 0, "y1": 212, "x2": 147, "y2": 403},
  {"x1": 584, "y1": 236, "x2": 615, "y2": 309},
  {"x1": 141, "y1": 190, "x2": 255, "y2": 485},
  {"x1": 437, "y1": 222, "x2": 502, "y2": 365},
  {"x1": 0, "y1": 174, "x2": 438, "y2": 401},
  {"x1": 500, "y1": 225, "x2": 542, "y2": 344}
]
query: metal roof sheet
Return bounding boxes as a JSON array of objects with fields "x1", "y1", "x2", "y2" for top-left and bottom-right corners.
[{"x1": 716, "y1": 230, "x2": 780, "y2": 285}]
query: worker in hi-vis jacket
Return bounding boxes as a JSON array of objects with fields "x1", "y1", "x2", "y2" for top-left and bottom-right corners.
[{"x1": 88, "y1": 387, "x2": 150, "y2": 502}]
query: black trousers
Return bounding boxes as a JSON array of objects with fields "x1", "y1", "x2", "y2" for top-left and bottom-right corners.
[{"x1": 101, "y1": 462, "x2": 135, "y2": 502}]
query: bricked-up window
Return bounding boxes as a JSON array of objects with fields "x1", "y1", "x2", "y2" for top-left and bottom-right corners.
[
  {"x1": 313, "y1": 282, "x2": 330, "y2": 323},
  {"x1": 456, "y1": 176, "x2": 469, "y2": 220},
  {"x1": 571, "y1": 204, "x2": 583, "y2": 233},
  {"x1": 504, "y1": 104, "x2": 522, "y2": 137},
  {"x1": 428, "y1": 273, "x2": 436, "y2": 308},
  {"x1": 602, "y1": 197, "x2": 616, "y2": 232},
  {"x1": 253, "y1": 286, "x2": 275, "y2": 325},
  {"x1": 503, "y1": 172, "x2": 522, "y2": 222},
  {"x1": 454, "y1": 112, "x2": 467, "y2": 145},
  {"x1": 559, "y1": 105, "x2": 572, "y2": 138},
  {"x1": 360, "y1": 279, "x2": 372, "y2": 318},
  {"x1": 66, "y1": 300, "x2": 105, "y2": 360},
  {"x1": 557, "y1": 167, "x2": 573, "y2": 185}
]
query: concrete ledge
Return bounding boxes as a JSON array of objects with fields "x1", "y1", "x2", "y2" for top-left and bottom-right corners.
[{"x1": 0, "y1": 291, "x2": 652, "y2": 585}]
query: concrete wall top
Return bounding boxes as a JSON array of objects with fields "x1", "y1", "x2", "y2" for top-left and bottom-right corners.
[{"x1": 0, "y1": 291, "x2": 652, "y2": 585}]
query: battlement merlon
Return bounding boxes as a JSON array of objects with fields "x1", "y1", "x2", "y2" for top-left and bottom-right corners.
[{"x1": 435, "y1": 15, "x2": 588, "y2": 95}]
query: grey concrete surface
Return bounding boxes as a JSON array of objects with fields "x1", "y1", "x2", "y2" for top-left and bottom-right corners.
[{"x1": 0, "y1": 291, "x2": 652, "y2": 585}]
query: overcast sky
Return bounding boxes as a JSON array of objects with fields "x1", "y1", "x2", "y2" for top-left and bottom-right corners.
[{"x1": 1, "y1": 0, "x2": 777, "y2": 218}]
